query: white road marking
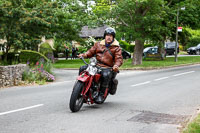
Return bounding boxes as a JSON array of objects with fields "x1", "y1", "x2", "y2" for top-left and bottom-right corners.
[
  {"x1": 173, "y1": 71, "x2": 195, "y2": 77},
  {"x1": 131, "y1": 81, "x2": 151, "y2": 87},
  {"x1": 154, "y1": 77, "x2": 169, "y2": 81},
  {"x1": 131, "y1": 71, "x2": 194, "y2": 87},
  {"x1": 0, "y1": 104, "x2": 44, "y2": 116}
]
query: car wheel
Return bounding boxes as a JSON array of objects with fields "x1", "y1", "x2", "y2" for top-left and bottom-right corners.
[
  {"x1": 196, "y1": 50, "x2": 200, "y2": 55},
  {"x1": 126, "y1": 56, "x2": 129, "y2": 59}
]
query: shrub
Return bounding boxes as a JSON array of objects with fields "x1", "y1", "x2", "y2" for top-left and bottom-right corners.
[
  {"x1": 39, "y1": 43, "x2": 53, "y2": 55},
  {"x1": 186, "y1": 37, "x2": 200, "y2": 49},
  {"x1": 179, "y1": 45, "x2": 184, "y2": 51},
  {"x1": 144, "y1": 44, "x2": 154, "y2": 48},
  {"x1": 6, "y1": 50, "x2": 49, "y2": 65},
  {"x1": 19, "y1": 50, "x2": 49, "y2": 65},
  {"x1": 23, "y1": 61, "x2": 55, "y2": 84},
  {"x1": 78, "y1": 46, "x2": 88, "y2": 53},
  {"x1": 85, "y1": 36, "x2": 95, "y2": 50},
  {"x1": 39, "y1": 42, "x2": 54, "y2": 62},
  {"x1": 119, "y1": 40, "x2": 134, "y2": 52}
]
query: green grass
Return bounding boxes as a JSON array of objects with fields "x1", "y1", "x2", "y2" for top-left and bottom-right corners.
[
  {"x1": 179, "y1": 50, "x2": 188, "y2": 55},
  {"x1": 183, "y1": 114, "x2": 200, "y2": 133},
  {"x1": 53, "y1": 59, "x2": 89, "y2": 68},
  {"x1": 121, "y1": 56, "x2": 200, "y2": 69},
  {"x1": 53, "y1": 56, "x2": 200, "y2": 69}
]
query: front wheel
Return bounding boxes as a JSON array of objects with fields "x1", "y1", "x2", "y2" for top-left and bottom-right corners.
[
  {"x1": 69, "y1": 81, "x2": 84, "y2": 112},
  {"x1": 196, "y1": 50, "x2": 200, "y2": 55}
]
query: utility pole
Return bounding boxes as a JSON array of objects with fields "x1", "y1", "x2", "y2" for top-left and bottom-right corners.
[
  {"x1": 175, "y1": 8, "x2": 179, "y2": 62},
  {"x1": 175, "y1": 6, "x2": 185, "y2": 62}
]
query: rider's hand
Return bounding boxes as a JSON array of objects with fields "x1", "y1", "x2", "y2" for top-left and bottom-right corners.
[
  {"x1": 113, "y1": 65, "x2": 119, "y2": 72},
  {"x1": 78, "y1": 54, "x2": 86, "y2": 58}
]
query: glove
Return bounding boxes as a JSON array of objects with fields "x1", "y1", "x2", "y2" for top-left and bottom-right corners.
[
  {"x1": 78, "y1": 54, "x2": 87, "y2": 58},
  {"x1": 113, "y1": 65, "x2": 119, "y2": 72}
]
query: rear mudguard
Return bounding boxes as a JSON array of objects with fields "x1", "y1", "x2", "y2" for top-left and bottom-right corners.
[{"x1": 77, "y1": 73, "x2": 90, "y2": 82}]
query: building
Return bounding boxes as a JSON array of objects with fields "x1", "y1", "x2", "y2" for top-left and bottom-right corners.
[
  {"x1": 79, "y1": 25, "x2": 108, "y2": 39},
  {"x1": 0, "y1": 39, "x2": 6, "y2": 52}
]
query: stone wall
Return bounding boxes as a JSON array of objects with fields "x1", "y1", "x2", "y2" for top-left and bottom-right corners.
[{"x1": 0, "y1": 64, "x2": 27, "y2": 88}]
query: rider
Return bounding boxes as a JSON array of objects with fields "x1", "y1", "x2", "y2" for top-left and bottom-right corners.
[{"x1": 78, "y1": 27, "x2": 123, "y2": 103}]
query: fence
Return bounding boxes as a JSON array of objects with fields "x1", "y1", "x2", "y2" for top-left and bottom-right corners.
[{"x1": 0, "y1": 64, "x2": 27, "y2": 88}]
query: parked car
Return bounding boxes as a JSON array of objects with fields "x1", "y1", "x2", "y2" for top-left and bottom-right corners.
[
  {"x1": 187, "y1": 44, "x2": 200, "y2": 55},
  {"x1": 143, "y1": 46, "x2": 158, "y2": 57},
  {"x1": 164, "y1": 42, "x2": 179, "y2": 55},
  {"x1": 122, "y1": 49, "x2": 131, "y2": 59}
]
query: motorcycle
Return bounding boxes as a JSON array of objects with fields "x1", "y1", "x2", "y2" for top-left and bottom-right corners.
[{"x1": 69, "y1": 57, "x2": 118, "y2": 112}]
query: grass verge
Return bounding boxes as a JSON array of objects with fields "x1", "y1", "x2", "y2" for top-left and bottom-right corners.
[
  {"x1": 53, "y1": 59, "x2": 89, "y2": 69},
  {"x1": 121, "y1": 56, "x2": 200, "y2": 69},
  {"x1": 183, "y1": 113, "x2": 200, "y2": 133},
  {"x1": 53, "y1": 56, "x2": 200, "y2": 69}
]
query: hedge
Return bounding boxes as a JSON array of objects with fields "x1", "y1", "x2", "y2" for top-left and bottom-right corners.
[
  {"x1": 6, "y1": 50, "x2": 49, "y2": 65},
  {"x1": 19, "y1": 50, "x2": 49, "y2": 64},
  {"x1": 39, "y1": 42, "x2": 54, "y2": 56},
  {"x1": 119, "y1": 40, "x2": 134, "y2": 52}
]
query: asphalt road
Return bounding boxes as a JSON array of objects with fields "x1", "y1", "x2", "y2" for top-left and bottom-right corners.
[{"x1": 1, "y1": 64, "x2": 200, "y2": 133}]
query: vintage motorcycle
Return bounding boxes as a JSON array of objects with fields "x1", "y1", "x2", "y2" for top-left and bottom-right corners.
[{"x1": 69, "y1": 57, "x2": 118, "y2": 112}]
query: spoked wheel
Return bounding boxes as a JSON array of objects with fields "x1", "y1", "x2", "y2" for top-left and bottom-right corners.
[{"x1": 69, "y1": 81, "x2": 84, "y2": 112}]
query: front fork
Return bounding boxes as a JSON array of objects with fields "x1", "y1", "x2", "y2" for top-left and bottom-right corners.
[
  {"x1": 77, "y1": 72, "x2": 109, "y2": 104},
  {"x1": 80, "y1": 75, "x2": 95, "y2": 104},
  {"x1": 104, "y1": 88, "x2": 109, "y2": 98}
]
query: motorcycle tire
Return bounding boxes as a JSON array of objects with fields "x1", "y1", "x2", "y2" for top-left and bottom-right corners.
[{"x1": 69, "y1": 81, "x2": 84, "y2": 112}]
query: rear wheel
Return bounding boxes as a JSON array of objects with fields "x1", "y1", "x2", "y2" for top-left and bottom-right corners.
[{"x1": 69, "y1": 81, "x2": 84, "y2": 112}]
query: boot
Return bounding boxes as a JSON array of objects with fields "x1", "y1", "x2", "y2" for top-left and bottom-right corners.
[
  {"x1": 109, "y1": 79, "x2": 118, "y2": 95},
  {"x1": 95, "y1": 87, "x2": 106, "y2": 104},
  {"x1": 95, "y1": 92, "x2": 104, "y2": 103}
]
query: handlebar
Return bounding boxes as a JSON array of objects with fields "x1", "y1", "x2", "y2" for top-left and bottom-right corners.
[
  {"x1": 79, "y1": 56, "x2": 88, "y2": 65},
  {"x1": 79, "y1": 56, "x2": 119, "y2": 73}
]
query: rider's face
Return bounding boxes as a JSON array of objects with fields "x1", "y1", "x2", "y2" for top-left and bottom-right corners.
[{"x1": 105, "y1": 34, "x2": 114, "y2": 44}]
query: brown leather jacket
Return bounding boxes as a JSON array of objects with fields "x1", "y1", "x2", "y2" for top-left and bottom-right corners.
[{"x1": 84, "y1": 39, "x2": 123, "y2": 67}]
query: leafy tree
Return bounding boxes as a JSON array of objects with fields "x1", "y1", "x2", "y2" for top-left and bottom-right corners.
[
  {"x1": 0, "y1": 0, "x2": 58, "y2": 60},
  {"x1": 91, "y1": 0, "x2": 200, "y2": 65},
  {"x1": 166, "y1": 0, "x2": 200, "y2": 50},
  {"x1": 0, "y1": 0, "x2": 89, "y2": 61},
  {"x1": 110, "y1": 0, "x2": 166, "y2": 65},
  {"x1": 178, "y1": 0, "x2": 200, "y2": 29},
  {"x1": 46, "y1": 0, "x2": 90, "y2": 53}
]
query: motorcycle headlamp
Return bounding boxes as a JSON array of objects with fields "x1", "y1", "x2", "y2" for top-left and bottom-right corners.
[{"x1": 89, "y1": 57, "x2": 97, "y2": 66}]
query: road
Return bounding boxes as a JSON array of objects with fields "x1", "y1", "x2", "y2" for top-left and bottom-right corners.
[{"x1": 1, "y1": 65, "x2": 200, "y2": 133}]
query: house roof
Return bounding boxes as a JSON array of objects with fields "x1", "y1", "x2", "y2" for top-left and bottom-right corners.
[
  {"x1": 0, "y1": 39, "x2": 7, "y2": 44},
  {"x1": 79, "y1": 25, "x2": 109, "y2": 38}
]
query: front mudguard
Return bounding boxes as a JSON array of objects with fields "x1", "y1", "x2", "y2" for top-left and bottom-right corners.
[{"x1": 77, "y1": 73, "x2": 90, "y2": 82}]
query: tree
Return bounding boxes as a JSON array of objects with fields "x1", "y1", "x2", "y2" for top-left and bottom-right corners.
[
  {"x1": 0, "y1": 0, "x2": 89, "y2": 61},
  {"x1": 93, "y1": 0, "x2": 200, "y2": 65},
  {"x1": 111, "y1": 0, "x2": 166, "y2": 65},
  {"x1": 0, "y1": 0, "x2": 58, "y2": 60},
  {"x1": 51, "y1": 0, "x2": 89, "y2": 44},
  {"x1": 165, "y1": 0, "x2": 200, "y2": 49},
  {"x1": 176, "y1": 0, "x2": 200, "y2": 29}
]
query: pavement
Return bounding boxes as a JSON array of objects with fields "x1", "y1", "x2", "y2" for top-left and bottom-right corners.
[{"x1": 1, "y1": 64, "x2": 200, "y2": 133}]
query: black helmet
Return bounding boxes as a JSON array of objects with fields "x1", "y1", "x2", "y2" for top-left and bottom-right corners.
[{"x1": 104, "y1": 27, "x2": 116, "y2": 39}]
